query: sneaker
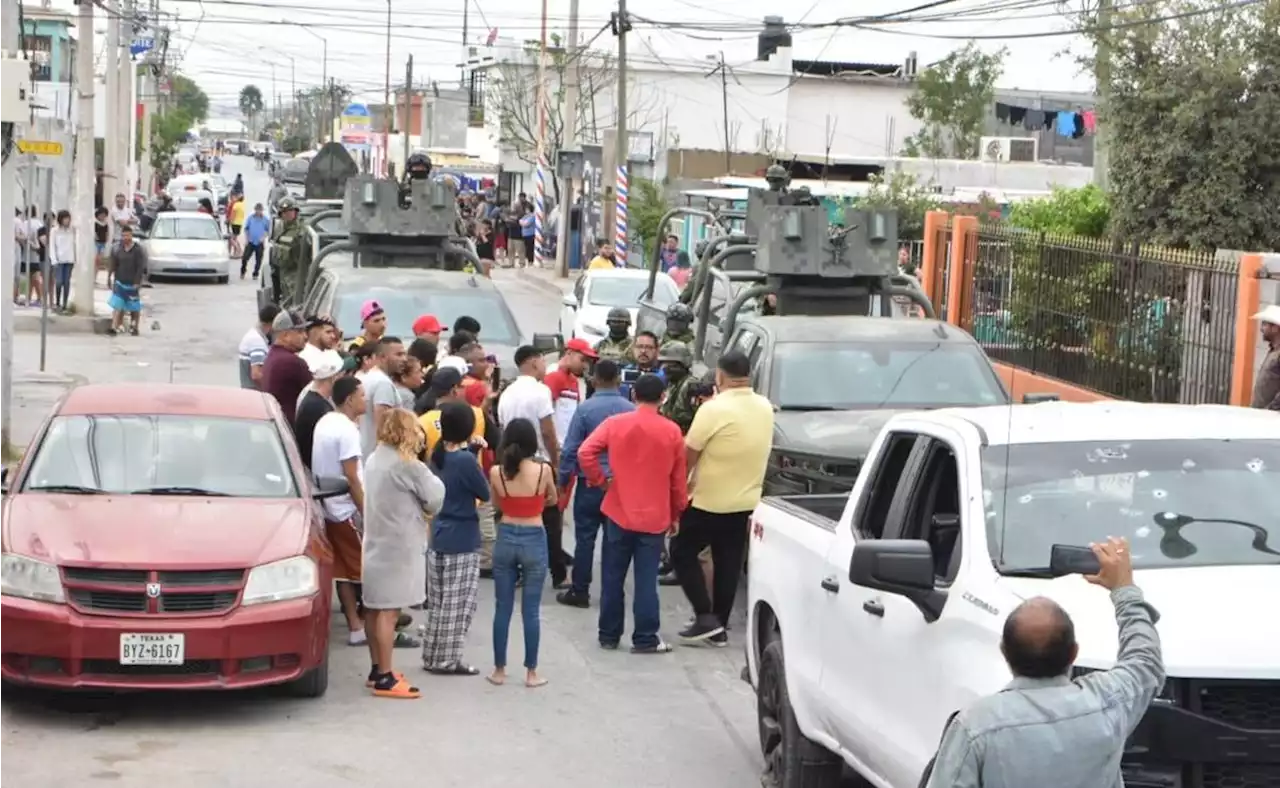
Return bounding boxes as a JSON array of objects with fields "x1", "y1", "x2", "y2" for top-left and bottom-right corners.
[
  {"x1": 658, "y1": 571, "x2": 681, "y2": 587},
  {"x1": 598, "y1": 640, "x2": 619, "y2": 651},
  {"x1": 707, "y1": 631, "x2": 729, "y2": 648},
  {"x1": 555, "y1": 590, "x2": 589, "y2": 609},
  {"x1": 679, "y1": 620, "x2": 725, "y2": 643}
]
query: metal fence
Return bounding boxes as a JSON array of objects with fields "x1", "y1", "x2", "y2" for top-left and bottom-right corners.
[{"x1": 962, "y1": 226, "x2": 1240, "y2": 403}]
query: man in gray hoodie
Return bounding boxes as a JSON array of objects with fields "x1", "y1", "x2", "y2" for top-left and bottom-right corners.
[{"x1": 107, "y1": 225, "x2": 148, "y2": 336}]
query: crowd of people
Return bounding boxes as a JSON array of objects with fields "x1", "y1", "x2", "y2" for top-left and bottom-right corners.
[{"x1": 241, "y1": 295, "x2": 775, "y2": 697}]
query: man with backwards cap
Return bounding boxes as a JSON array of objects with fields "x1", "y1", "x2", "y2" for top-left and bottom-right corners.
[
  {"x1": 259, "y1": 310, "x2": 313, "y2": 425},
  {"x1": 295, "y1": 354, "x2": 343, "y2": 471},
  {"x1": 348, "y1": 299, "x2": 388, "y2": 353}
]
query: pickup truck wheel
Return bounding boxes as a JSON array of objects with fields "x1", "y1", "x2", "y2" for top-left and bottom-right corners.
[
  {"x1": 286, "y1": 651, "x2": 329, "y2": 698},
  {"x1": 757, "y1": 640, "x2": 842, "y2": 788}
]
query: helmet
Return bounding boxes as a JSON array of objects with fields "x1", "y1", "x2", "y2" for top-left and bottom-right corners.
[
  {"x1": 277, "y1": 196, "x2": 298, "y2": 213},
  {"x1": 606, "y1": 307, "x2": 631, "y2": 326},
  {"x1": 407, "y1": 152, "x2": 432, "y2": 180},
  {"x1": 666, "y1": 303, "x2": 694, "y2": 323},
  {"x1": 657, "y1": 341, "x2": 692, "y2": 368}
]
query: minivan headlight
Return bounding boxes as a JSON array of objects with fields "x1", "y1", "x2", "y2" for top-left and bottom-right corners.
[
  {"x1": 243, "y1": 556, "x2": 318, "y2": 605},
  {"x1": 1, "y1": 554, "x2": 66, "y2": 604}
]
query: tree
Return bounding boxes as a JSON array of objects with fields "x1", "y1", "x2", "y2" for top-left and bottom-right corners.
[
  {"x1": 1075, "y1": 0, "x2": 1280, "y2": 251},
  {"x1": 857, "y1": 170, "x2": 942, "y2": 241},
  {"x1": 170, "y1": 74, "x2": 209, "y2": 125},
  {"x1": 150, "y1": 109, "x2": 193, "y2": 182},
  {"x1": 239, "y1": 84, "x2": 265, "y2": 137},
  {"x1": 629, "y1": 177, "x2": 671, "y2": 262},
  {"x1": 487, "y1": 37, "x2": 659, "y2": 200},
  {"x1": 901, "y1": 43, "x2": 1006, "y2": 160}
]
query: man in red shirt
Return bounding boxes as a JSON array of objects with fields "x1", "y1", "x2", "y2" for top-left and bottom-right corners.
[{"x1": 578, "y1": 373, "x2": 687, "y2": 653}]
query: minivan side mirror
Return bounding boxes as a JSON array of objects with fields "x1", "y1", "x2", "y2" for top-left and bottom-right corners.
[
  {"x1": 312, "y1": 475, "x2": 350, "y2": 500},
  {"x1": 849, "y1": 539, "x2": 948, "y2": 622},
  {"x1": 1022, "y1": 393, "x2": 1060, "y2": 404}
]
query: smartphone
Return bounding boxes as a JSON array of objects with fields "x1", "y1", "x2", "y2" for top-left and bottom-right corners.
[
  {"x1": 1050, "y1": 544, "x2": 1101, "y2": 577},
  {"x1": 621, "y1": 367, "x2": 641, "y2": 384}
]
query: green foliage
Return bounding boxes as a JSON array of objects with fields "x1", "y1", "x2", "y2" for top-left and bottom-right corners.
[
  {"x1": 857, "y1": 171, "x2": 941, "y2": 241},
  {"x1": 1079, "y1": 0, "x2": 1280, "y2": 251},
  {"x1": 150, "y1": 109, "x2": 193, "y2": 178},
  {"x1": 171, "y1": 75, "x2": 209, "y2": 124},
  {"x1": 901, "y1": 43, "x2": 1006, "y2": 159},
  {"x1": 630, "y1": 177, "x2": 671, "y2": 262},
  {"x1": 239, "y1": 84, "x2": 265, "y2": 134},
  {"x1": 281, "y1": 134, "x2": 311, "y2": 154},
  {"x1": 1007, "y1": 185, "x2": 1111, "y2": 238}
]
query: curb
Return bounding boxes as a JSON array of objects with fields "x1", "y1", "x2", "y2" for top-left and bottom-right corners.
[
  {"x1": 13, "y1": 313, "x2": 114, "y2": 335},
  {"x1": 515, "y1": 267, "x2": 571, "y2": 299}
]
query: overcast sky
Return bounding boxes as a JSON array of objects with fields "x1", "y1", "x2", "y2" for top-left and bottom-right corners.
[{"x1": 75, "y1": 0, "x2": 1096, "y2": 112}]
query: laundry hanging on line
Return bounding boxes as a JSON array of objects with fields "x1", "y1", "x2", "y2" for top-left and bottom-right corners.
[{"x1": 995, "y1": 101, "x2": 1093, "y2": 138}]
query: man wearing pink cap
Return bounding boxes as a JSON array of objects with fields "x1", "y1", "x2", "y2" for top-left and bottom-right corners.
[{"x1": 348, "y1": 299, "x2": 388, "y2": 353}]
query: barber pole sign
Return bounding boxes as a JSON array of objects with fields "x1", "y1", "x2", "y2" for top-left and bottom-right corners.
[{"x1": 615, "y1": 164, "x2": 628, "y2": 266}]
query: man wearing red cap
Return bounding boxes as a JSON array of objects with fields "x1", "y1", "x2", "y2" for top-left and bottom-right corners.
[
  {"x1": 413, "y1": 314, "x2": 446, "y2": 345},
  {"x1": 543, "y1": 338, "x2": 598, "y2": 531}
]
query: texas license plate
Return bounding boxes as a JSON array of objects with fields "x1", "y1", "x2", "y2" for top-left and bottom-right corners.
[{"x1": 119, "y1": 633, "x2": 185, "y2": 665}]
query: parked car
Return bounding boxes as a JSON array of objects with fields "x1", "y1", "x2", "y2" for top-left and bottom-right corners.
[
  {"x1": 143, "y1": 210, "x2": 231, "y2": 283},
  {"x1": 559, "y1": 267, "x2": 680, "y2": 346},
  {"x1": 0, "y1": 383, "x2": 346, "y2": 696},
  {"x1": 746, "y1": 402, "x2": 1280, "y2": 788}
]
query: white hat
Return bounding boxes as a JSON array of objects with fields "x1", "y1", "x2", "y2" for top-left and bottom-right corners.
[
  {"x1": 1253, "y1": 304, "x2": 1280, "y2": 326},
  {"x1": 308, "y1": 349, "x2": 345, "y2": 380},
  {"x1": 437, "y1": 356, "x2": 469, "y2": 375}
]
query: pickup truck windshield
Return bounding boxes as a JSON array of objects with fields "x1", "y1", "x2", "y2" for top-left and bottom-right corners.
[
  {"x1": 589, "y1": 277, "x2": 677, "y2": 309},
  {"x1": 335, "y1": 289, "x2": 519, "y2": 344},
  {"x1": 22, "y1": 415, "x2": 298, "y2": 498},
  {"x1": 771, "y1": 341, "x2": 1006, "y2": 410},
  {"x1": 982, "y1": 439, "x2": 1280, "y2": 570}
]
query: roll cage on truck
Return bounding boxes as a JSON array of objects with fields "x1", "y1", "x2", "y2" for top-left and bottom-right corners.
[{"x1": 746, "y1": 401, "x2": 1280, "y2": 788}]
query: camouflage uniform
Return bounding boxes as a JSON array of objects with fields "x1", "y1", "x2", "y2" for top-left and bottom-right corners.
[
  {"x1": 657, "y1": 342, "x2": 697, "y2": 434},
  {"x1": 595, "y1": 335, "x2": 635, "y2": 364},
  {"x1": 272, "y1": 199, "x2": 311, "y2": 308},
  {"x1": 663, "y1": 328, "x2": 696, "y2": 346},
  {"x1": 662, "y1": 303, "x2": 696, "y2": 348}
]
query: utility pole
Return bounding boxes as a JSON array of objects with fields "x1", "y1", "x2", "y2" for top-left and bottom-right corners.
[
  {"x1": 73, "y1": 0, "x2": 97, "y2": 318},
  {"x1": 383, "y1": 0, "x2": 392, "y2": 175},
  {"x1": 553, "y1": 0, "x2": 582, "y2": 278},
  {"x1": 104, "y1": 0, "x2": 120, "y2": 199},
  {"x1": 289, "y1": 56, "x2": 296, "y2": 135},
  {"x1": 532, "y1": 0, "x2": 549, "y2": 267},
  {"x1": 607, "y1": 0, "x2": 630, "y2": 265},
  {"x1": 460, "y1": 0, "x2": 469, "y2": 86},
  {"x1": 707, "y1": 51, "x2": 730, "y2": 175},
  {"x1": 2, "y1": 0, "x2": 22, "y2": 450},
  {"x1": 1091, "y1": 0, "x2": 1111, "y2": 190},
  {"x1": 120, "y1": 0, "x2": 136, "y2": 192},
  {"x1": 402, "y1": 55, "x2": 413, "y2": 173}
]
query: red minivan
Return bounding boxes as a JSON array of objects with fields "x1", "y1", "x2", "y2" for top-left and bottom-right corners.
[{"x1": 0, "y1": 384, "x2": 341, "y2": 697}]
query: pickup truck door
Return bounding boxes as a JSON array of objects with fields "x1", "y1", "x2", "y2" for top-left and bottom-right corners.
[
  {"x1": 816, "y1": 431, "x2": 929, "y2": 776},
  {"x1": 843, "y1": 432, "x2": 988, "y2": 788}
]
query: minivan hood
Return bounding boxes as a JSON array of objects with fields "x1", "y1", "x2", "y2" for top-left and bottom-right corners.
[
  {"x1": 996, "y1": 565, "x2": 1280, "y2": 679},
  {"x1": 2, "y1": 495, "x2": 310, "y2": 568}
]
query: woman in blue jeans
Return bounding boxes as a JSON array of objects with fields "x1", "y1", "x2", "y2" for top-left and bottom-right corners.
[{"x1": 487, "y1": 418, "x2": 557, "y2": 688}]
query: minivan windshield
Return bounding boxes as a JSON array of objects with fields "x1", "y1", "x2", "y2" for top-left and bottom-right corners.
[
  {"x1": 983, "y1": 439, "x2": 1280, "y2": 571},
  {"x1": 22, "y1": 415, "x2": 298, "y2": 498}
]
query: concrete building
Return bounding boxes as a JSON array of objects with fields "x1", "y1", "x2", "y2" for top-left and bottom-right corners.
[{"x1": 22, "y1": 3, "x2": 76, "y2": 122}]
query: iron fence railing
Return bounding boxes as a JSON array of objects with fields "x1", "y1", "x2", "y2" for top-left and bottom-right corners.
[{"x1": 966, "y1": 226, "x2": 1239, "y2": 403}]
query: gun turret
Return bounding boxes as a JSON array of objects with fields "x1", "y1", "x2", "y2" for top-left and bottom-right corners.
[
  {"x1": 325, "y1": 175, "x2": 477, "y2": 271},
  {"x1": 305, "y1": 142, "x2": 358, "y2": 201}
]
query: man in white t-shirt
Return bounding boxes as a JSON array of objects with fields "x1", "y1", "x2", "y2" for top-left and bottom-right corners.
[
  {"x1": 311, "y1": 376, "x2": 368, "y2": 646},
  {"x1": 359, "y1": 336, "x2": 407, "y2": 457},
  {"x1": 298, "y1": 315, "x2": 341, "y2": 368},
  {"x1": 109, "y1": 193, "x2": 135, "y2": 245},
  {"x1": 238, "y1": 304, "x2": 281, "y2": 389}
]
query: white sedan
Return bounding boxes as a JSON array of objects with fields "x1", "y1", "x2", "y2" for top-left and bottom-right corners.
[
  {"x1": 559, "y1": 268, "x2": 681, "y2": 346},
  {"x1": 144, "y1": 211, "x2": 231, "y2": 283}
]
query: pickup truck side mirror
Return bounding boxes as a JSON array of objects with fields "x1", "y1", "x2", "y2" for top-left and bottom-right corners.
[
  {"x1": 532, "y1": 333, "x2": 564, "y2": 354},
  {"x1": 561, "y1": 293, "x2": 577, "y2": 308},
  {"x1": 312, "y1": 475, "x2": 350, "y2": 500},
  {"x1": 1022, "y1": 393, "x2": 1060, "y2": 404},
  {"x1": 849, "y1": 539, "x2": 948, "y2": 622}
]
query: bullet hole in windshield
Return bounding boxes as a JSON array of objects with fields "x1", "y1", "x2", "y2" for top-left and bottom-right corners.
[
  {"x1": 1181, "y1": 458, "x2": 1197, "y2": 471},
  {"x1": 1152, "y1": 489, "x2": 1168, "y2": 500},
  {"x1": 1135, "y1": 526, "x2": 1152, "y2": 538},
  {"x1": 1247, "y1": 458, "x2": 1266, "y2": 473},
  {"x1": 1018, "y1": 494, "x2": 1034, "y2": 504},
  {"x1": 1136, "y1": 470, "x2": 1150, "y2": 478},
  {"x1": 1087, "y1": 446, "x2": 1128, "y2": 463}
]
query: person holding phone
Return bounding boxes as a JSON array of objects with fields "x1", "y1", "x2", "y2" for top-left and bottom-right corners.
[{"x1": 923, "y1": 537, "x2": 1165, "y2": 788}]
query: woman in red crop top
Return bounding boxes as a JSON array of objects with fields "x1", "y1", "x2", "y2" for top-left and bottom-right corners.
[{"x1": 487, "y1": 417, "x2": 558, "y2": 688}]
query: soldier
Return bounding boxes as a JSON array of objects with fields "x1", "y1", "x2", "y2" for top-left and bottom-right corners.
[
  {"x1": 662, "y1": 302, "x2": 696, "y2": 346},
  {"x1": 271, "y1": 197, "x2": 312, "y2": 308},
  {"x1": 657, "y1": 341, "x2": 698, "y2": 434},
  {"x1": 398, "y1": 151, "x2": 433, "y2": 207},
  {"x1": 594, "y1": 307, "x2": 635, "y2": 364}
]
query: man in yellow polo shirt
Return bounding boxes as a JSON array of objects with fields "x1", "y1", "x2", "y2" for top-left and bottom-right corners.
[
  {"x1": 670, "y1": 349, "x2": 773, "y2": 646},
  {"x1": 587, "y1": 239, "x2": 617, "y2": 270}
]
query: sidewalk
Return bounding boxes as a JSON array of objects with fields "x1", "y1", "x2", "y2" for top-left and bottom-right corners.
[
  {"x1": 513, "y1": 264, "x2": 575, "y2": 298},
  {"x1": 12, "y1": 270, "x2": 115, "y2": 334}
]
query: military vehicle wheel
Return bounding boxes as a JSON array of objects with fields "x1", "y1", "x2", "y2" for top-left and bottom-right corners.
[{"x1": 216, "y1": 275, "x2": 230, "y2": 284}]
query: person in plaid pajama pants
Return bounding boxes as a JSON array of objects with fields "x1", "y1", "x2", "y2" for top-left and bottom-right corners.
[{"x1": 421, "y1": 402, "x2": 491, "y2": 675}]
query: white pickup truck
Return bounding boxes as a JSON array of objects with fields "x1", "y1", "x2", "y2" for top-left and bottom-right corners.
[{"x1": 745, "y1": 402, "x2": 1280, "y2": 788}]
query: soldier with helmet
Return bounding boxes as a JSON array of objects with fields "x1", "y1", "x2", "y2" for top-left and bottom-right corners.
[
  {"x1": 656, "y1": 341, "x2": 697, "y2": 434},
  {"x1": 399, "y1": 151, "x2": 433, "y2": 207},
  {"x1": 663, "y1": 303, "x2": 696, "y2": 346},
  {"x1": 271, "y1": 196, "x2": 311, "y2": 307},
  {"x1": 594, "y1": 307, "x2": 636, "y2": 364}
]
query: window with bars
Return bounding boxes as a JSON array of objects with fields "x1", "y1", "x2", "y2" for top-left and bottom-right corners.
[{"x1": 468, "y1": 71, "x2": 486, "y2": 127}]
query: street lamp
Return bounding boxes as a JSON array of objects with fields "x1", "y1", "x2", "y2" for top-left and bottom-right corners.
[{"x1": 296, "y1": 26, "x2": 329, "y2": 140}]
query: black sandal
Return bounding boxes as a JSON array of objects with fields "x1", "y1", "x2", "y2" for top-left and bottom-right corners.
[{"x1": 426, "y1": 661, "x2": 479, "y2": 676}]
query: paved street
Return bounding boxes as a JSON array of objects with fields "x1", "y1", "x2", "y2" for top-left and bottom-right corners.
[{"x1": 0, "y1": 158, "x2": 762, "y2": 788}]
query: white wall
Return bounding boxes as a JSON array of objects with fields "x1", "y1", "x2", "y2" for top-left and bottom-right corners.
[{"x1": 785, "y1": 78, "x2": 920, "y2": 159}]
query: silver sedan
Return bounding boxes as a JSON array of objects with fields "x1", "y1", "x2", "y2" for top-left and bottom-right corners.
[{"x1": 144, "y1": 211, "x2": 231, "y2": 283}]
